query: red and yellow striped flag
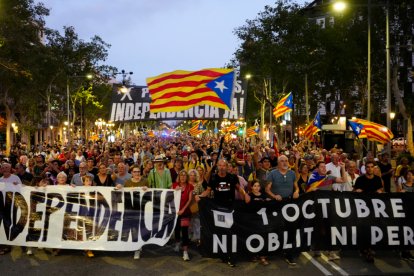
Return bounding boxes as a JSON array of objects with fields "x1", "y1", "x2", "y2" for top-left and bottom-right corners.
[
  {"x1": 273, "y1": 92, "x2": 293, "y2": 119},
  {"x1": 189, "y1": 120, "x2": 207, "y2": 136},
  {"x1": 223, "y1": 122, "x2": 238, "y2": 133},
  {"x1": 246, "y1": 125, "x2": 259, "y2": 137},
  {"x1": 350, "y1": 118, "x2": 393, "y2": 144},
  {"x1": 146, "y1": 68, "x2": 235, "y2": 113}
]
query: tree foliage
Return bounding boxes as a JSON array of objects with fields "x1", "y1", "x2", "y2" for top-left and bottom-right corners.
[{"x1": 0, "y1": 0, "x2": 116, "y2": 153}]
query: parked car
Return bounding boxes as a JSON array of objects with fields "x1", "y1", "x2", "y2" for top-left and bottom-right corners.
[{"x1": 392, "y1": 137, "x2": 406, "y2": 146}]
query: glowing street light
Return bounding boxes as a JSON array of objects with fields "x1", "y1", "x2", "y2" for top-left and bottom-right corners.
[{"x1": 332, "y1": 1, "x2": 347, "y2": 12}]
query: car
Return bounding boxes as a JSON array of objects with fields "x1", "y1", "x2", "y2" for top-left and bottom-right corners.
[{"x1": 392, "y1": 137, "x2": 406, "y2": 146}]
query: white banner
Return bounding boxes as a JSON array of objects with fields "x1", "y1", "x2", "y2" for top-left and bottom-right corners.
[{"x1": 0, "y1": 183, "x2": 181, "y2": 251}]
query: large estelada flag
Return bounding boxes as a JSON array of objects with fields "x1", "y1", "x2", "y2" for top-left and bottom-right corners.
[
  {"x1": 146, "y1": 68, "x2": 235, "y2": 113},
  {"x1": 349, "y1": 118, "x2": 393, "y2": 144},
  {"x1": 303, "y1": 111, "x2": 322, "y2": 140},
  {"x1": 273, "y1": 92, "x2": 293, "y2": 118}
]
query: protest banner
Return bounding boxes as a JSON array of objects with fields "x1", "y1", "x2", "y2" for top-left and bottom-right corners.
[
  {"x1": 0, "y1": 183, "x2": 180, "y2": 251},
  {"x1": 199, "y1": 191, "x2": 414, "y2": 257}
]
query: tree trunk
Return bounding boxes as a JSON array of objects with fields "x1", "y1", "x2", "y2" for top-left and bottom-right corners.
[
  {"x1": 407, "y1": 117, "x2": 414, "y2": 155},
  {"x1": 260, "y1": 101, "x2": 266, "y2": 141},
  {"x1": 5, "y1": 104, "x2": 12, "y2": 156},
  {"x1": 391, "y1": 61, "x2": 412, "y2": 155}
]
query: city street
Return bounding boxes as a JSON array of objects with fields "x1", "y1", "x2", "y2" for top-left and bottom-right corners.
[{"x1": 1, "y1": 245, "x2": 414, "y2": 275}]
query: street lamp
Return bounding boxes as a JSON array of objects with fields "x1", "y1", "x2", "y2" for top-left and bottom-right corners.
[
  {"x1": 332, "y1": 0, "x2": 371, "y2": 122},
  {"x1": 116, "y1": 69, "x2": 133, "y2": 85},
  {"x1": 333, "y1": 1, "x2": 347, "y2": 12}
]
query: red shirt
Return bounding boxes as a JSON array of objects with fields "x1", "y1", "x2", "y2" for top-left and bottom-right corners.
[{"x1": 172, "y1": 182, "x2": 194, "y2": 216}]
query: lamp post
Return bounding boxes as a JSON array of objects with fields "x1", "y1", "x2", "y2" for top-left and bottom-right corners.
[
  {"x1": 117, "y1": 69, "x2": 133, "y2": 85},
  {"x1": 333, "y1": 0, "x2": 391, "y2": 153},
  {"x1": 333, "y1": 0, "x2": 371, "y2": 121}
]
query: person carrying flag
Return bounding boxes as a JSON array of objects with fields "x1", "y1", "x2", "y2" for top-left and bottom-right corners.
[{"x1": 306, "y1": 160, "x2": 346, "y2": 261}]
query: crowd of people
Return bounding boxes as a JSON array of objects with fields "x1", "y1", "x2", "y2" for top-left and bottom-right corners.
[{"x1": 0, "y1": 135, "x2": 413, "y2": 267}]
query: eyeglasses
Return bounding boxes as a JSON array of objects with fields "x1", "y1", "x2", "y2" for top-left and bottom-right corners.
[{"x1": 132, "y1": 171, "x2": 140, "y2": 173}]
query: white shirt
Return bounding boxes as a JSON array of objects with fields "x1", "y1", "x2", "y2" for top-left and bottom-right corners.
[
  {"x1": 326, "y1": 162, "x2": 342, "y2": 191},
  {"x1": 343, "y1": 172, "x2": 359, "y2": 192},
  {"x1": 0, "y1": 174, "x2": 23, "y2": 185}
]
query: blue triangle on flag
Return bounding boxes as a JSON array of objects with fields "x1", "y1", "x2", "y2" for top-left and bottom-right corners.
[
  {"x1": 284, "y1": 93, "x2": 293, "y2": 109},
  {"x1": 348, "y1": 120, "x2": 363, "y2": 136},
  {"x1": 206, "y1": 71, "x2": 235, "y2": 109}
]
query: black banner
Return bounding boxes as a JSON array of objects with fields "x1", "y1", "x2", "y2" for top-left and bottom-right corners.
[
  {"x1": 199, "y1": 191, "x2": 414, "y2": 257},
  {"x1": 109, "y1": 80, "x2": 247, "y2": 122}
]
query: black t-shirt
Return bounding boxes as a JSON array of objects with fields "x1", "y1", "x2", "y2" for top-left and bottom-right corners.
[
  {"x1": 378, "y1": 162, "x2": 392, "y2": 183},
  {"x1": 248, "y1": 192, "x2": 267, "y2": 202},
  {"x1": 269, "y1": 156, "x2": 278, "y2": 168},
  {"x1": 354, "y1": 175, "x2": 383, "y2": 193},
  {"x1": 208, "y1": 173, "x2": 239, "y2": 204}
]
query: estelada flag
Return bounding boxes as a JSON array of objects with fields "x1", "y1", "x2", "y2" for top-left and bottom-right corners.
[
  {"x1": 306, "y1": 171, "x2": 331, "y2": 191},
  {"x1": 189, "y1": 120, "x2": 207, "y2": 136},
  {"x1": 273, "y1": 92, "x2": 293, "y2": 119},
  {"x1": 224, "y1": 122, "x2": 238, "y2": 133},
  {"x1": 146, "y1": 68, "x2": 235, "y2": 113},
  {"x1": 303, "y1": 112, "x2": 322, "y2": 140},
  {"x1": 349, "y1": 118, "x2": 393, "y2": 144},
  {"x1": 246, "y1": 125, "x2": 259, "y2": 137}
]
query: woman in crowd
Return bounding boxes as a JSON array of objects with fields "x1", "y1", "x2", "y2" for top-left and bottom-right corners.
[
  {"x1": 296, "y1": 163, "x2": 310, "y2": 195},
  {"x1": 397, "y1": 167, "x2": 409, "y2": 192},
  {"x1": 81, "y1": 175, "x2": 95, "y2": 258},
  {"x1": 123, "y1": 165, "x2": 148, "y2": 259},
  {"x1": 187, "y1": 169, "x2": 201, "y2": 245},
  {"x1": 124, "y1": 165, "x2": 148, "y2": 188},
  {"x1": 244, "y1": 180, "x2": 270, "y2": 265},
  {"x1": 397, "y1": 168, "x2": 413, "y2": 193},
  {"x1": 94, "y1": 163, "x2": 114, "y2": 187},
  {"x1": 172, "y1": 170, "x2": 194, "y2": 261}
]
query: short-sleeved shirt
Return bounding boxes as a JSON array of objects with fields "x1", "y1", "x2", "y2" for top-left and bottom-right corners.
[
  {"x1": 114, "y1": 173, "x2": 132, "y2": 186},
  {"x1": 266, "y1": 169, "x2": 296, "y2": 199},
  {"x1": 353, "y1": 175, "x2": 383, "y2": 193},
  {"x1": 208, "y1": 173, "x2": 239, "y2": 205},
  {"x1": 70, "y1": 172, "x2": 94, "y2": 186}
]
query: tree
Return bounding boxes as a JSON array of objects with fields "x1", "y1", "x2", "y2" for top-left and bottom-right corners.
[{"x1": 0, "y1": 0, "x2": 49, "y2": 155}]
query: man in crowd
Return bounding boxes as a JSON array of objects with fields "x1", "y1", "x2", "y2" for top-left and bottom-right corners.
[
  {"x1": 71, "y1": 161, "x2": 94, "y2": 186},
  {"x1": 326, "y1": 153, "x2": 344, "y2": 191},
  {"x1": 306, "y1": 160, "x2": 345, "y2": 261},
  {"x1": 265, "y1": 155, "x2": 299, "y2": 265},
  {"x1": 377, "y1": 152, "x2": 393, "y2": 193},
  {"x1": 113, "y1": 162, "x2": 132, "y2": 188},
  {"x1": 353, "y1": 160, "x2": 383, "y2": 262},
  {"x1": 196, "y1": 159, "x2": 245, "y2": 267}
]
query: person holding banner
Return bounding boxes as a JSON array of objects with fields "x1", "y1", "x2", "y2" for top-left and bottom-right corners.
[
  {"x1": 245, "y1": 180, "x2": 270, "y2": 265},
  {"x1": 172, "y1": 170, "x2": 194, "y2": 261},
  {"x1": 0, "y1": 162, "x2": 22, "y2": 255},
  {"x1": 265, "y1": 155, "x2": 299, "y2": 265},
  {"x1": 148, "y1": 155, "x2": 172, "y2": 189},
  {"x1": 353, "y1": 160, "x2": 383, "y2": 263},
  {"x1": 196, "y1": 159, "x2": 244, "y2": 267}
]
